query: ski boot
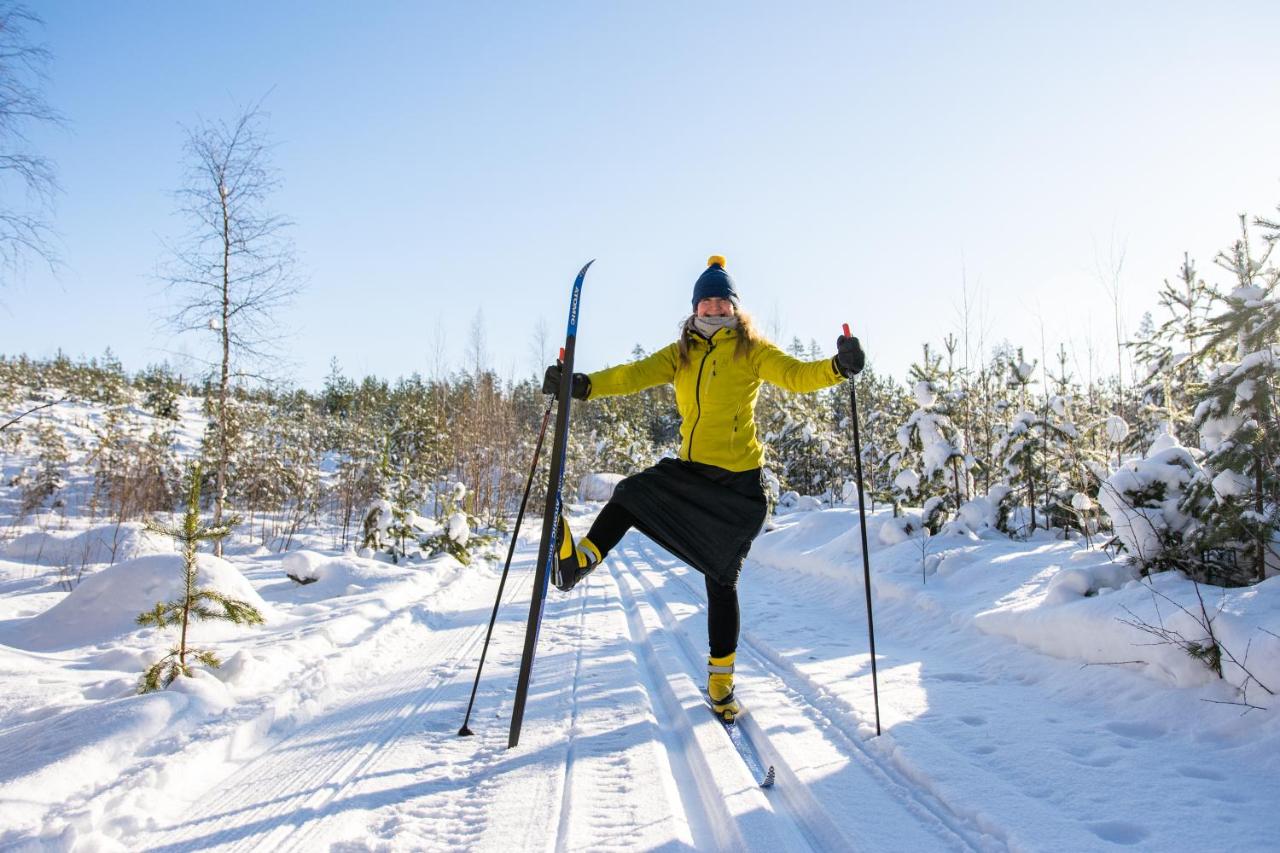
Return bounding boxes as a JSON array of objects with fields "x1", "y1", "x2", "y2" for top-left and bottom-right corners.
[
  {"x1": 708, "y1": 652, "x2": 741, "y2": 722},
  {"x1": 552, "y1": 514, "x2": 602, "y2": 592}
]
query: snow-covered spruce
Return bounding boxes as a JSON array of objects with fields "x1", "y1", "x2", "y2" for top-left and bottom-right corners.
[{"x1": 1179, "y1": 219, "x2": 1280, "y2": 583}]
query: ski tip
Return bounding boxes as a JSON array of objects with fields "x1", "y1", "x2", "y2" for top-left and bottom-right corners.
[
  {"x1": 760, "y1": 766, "x2": 776, "y2": 788},
  {"x1": 577, "y1": 259, "x2": 595, "y2": 278},
  {"x1": 457, "y1": 725, "x2": 474, "y2": 737}
]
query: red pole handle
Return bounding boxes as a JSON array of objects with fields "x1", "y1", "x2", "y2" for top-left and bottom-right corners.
[
  {"x1": 559, "y1": 347, "x2": 565, "y2": 362},
  {"x1": 842, "y1": 323, "x2": 851, "y2": 338}
]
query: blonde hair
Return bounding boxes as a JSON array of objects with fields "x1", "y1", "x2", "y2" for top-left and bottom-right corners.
[{"x1": 677, "y1": 309, "x2": 763, "y2": 367}]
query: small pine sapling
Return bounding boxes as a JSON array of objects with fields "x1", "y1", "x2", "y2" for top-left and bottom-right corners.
[
  {"x1": 361, "y1": 437, "x2": 423, "y2": 563},
  {"x1": 892, "y1": 345, "x2": 966, "y2": 532},
  {"x1": 421, "y1": 481, "x2": 497, "y2": 564},
  {"x1": 20, "y1": 420, "x2": 68, "y2": 515},
  {"x1": 137, "y1": 463, "x2": 263, "y2": 692}
]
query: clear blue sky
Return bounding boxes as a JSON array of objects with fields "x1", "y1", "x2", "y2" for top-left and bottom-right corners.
[{"x1": 5, "y1": 1, "x2": 1279, "y2": 390}]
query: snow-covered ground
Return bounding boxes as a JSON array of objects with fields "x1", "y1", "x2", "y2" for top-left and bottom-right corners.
[
  {"x1": 2, "y1": 505, "x2": 1278, "y2": 850},
  {"x1": 2, "y1": 398, "x2": 1279, "y2": 851}
]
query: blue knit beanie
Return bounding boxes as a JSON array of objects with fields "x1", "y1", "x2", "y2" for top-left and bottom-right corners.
[{"x1": 691, "y1": 255, "x2": 739, "y2": 309}]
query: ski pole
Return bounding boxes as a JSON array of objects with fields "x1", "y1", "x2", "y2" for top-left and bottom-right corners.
[
  {"x1": 458, "y1": 391, "x2": 557, "y2": 737},
  {"x1": 843, "y1": 322, "x2": 882, "y2": 737}
]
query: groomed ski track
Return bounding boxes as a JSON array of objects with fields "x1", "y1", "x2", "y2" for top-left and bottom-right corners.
[{"x1": 138, "y1": 529, "x2": 992, "y2": 852}]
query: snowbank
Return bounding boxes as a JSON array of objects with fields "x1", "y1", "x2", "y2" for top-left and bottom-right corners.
[
  {"x1": 578, "y1": 472, "x2": 625, "y2": 502},
  {"x1": 281, "y1": 549, "x2": 418, "y2": 601},
  {"x1": 1, "y1": 553, "x2": 272, "y2": 652},
  {"x1": 776, "y1": 490, "x2": 823, "y2": 513},
  {"x1": 946, "y1": 485, "x2": 1013, "y2": 537},
  {"x1": 752, "y1": 506, "x2": 1279, "y2": 703},
  {"x1": 0, "y1": 521, "x2": 172, "y2": 567}
]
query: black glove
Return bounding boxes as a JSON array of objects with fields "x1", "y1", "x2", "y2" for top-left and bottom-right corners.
[
  {"x1": 833, "y1": 335, "x2": 865, "y2": 378},
  {"x1": 542, "y1": 363, "x2": 591, "y2": 399}
]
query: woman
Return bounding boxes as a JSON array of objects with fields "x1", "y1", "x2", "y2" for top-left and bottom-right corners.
[{"x1": 543, "y1": 255, "x2": 864, "y2": 720}]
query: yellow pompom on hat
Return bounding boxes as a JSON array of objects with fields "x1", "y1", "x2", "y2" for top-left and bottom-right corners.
[{"x1": 692, "y1": 254, "x2": 738, "y2": 307}]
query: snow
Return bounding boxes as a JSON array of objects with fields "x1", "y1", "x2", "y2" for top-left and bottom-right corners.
[
  {"x1": 1104, "y1": 414, "x2": 1130, "y2": 444},
  {"x1": 912, "y1": 380, "x2": 937, "y2": 408},
  {"x1": 1071, "y1": 492, "x2": 1094, "y2": 511},
  {"x1": 1098, "y1": 434, "x2": 1201, "y2": 566},
  {"x1": 446, "y1": 511, "x2": 470, "y2": 545},
  {"x1": 3, "y1": 397, "x2": 1280, "y2": 851},
  {"x1": 4, "y1": 501, "x2": 1280, "y2": 850},
  {"x1": 877, "y1": 512, "x2": 920, "y2": 545},
  {"x1": 897, "y1": 409, "x2": 960, "y2": 480},
  {"x1": 1230, "y1": 284, "x2": 1266, "y2": 302},
  {"x1": 1211, "y1": 469, "x2": 1252, "y2": 500},
  {"x1": 0, "y1": 521, "x2": 173, "y2": 567},
  {"x1": 775, "y1": 490, "x2": 824, "y2": 512},
  {"x1": 1198, "y1": 411, "x2": 1243, "y2": 453},
  {"x1": 893, "y1": 468, "x2": 920, "y2": 493},
  {"x1": 0, "y1": 553, "x2": 273, "y2": 653},
  {"x1": 578, "y1": 471, "x2": 625, "y2": 501}
]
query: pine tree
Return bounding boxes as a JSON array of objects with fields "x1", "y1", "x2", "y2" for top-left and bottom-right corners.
[
  {"x1": 1181, "y1": 216, "x2": 1280, "y2": 582},
  {"x1": 20, "y1": 419, "x2": 67, "y2": 515},
  {"x1": 361, "y1": 437, "x2": 422, "y2": 563},
  {"x1": 994, "y1": 348, "x2": 1058, "y2": 534},
  {"x1": 1130, "y1": 254, "x2": 1219, "y2": 449},
  {"x1": 892, "y1": 344, "x2": 965, "y2": 532},
  {"x1": 760, "y1": 343, "x2": 842, "y2": 500},
  {"x1": 138, "y1": 463, "x2": 264, "y2": 692},
  {"x1": 841, "y1": 365, "x2": 909, "y2": 510},
  {"x1": 1042, "y1": 346, "x2": 1101, "y2": 535}
]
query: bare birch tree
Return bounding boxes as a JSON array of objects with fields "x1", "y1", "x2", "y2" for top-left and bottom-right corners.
[
  {"x1": 0, "y1": 3, "x2": 62, "y2": 284},
  {"x1": 1094, "y1": 234, "x2": 1128, "y2": 411},
  {"x1": 162, "y1": 103, "x2": 299, "y2": 554}
]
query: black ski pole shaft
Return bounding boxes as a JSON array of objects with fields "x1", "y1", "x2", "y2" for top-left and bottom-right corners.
[
  {"x1": 844, "y1": 322, "x2": 882, "y2": 737},
  {"x1": 458, "y1": 397, "x2": 555, "y2": 737}
]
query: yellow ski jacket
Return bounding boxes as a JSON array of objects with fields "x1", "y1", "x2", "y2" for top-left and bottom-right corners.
[{"x1": 586, "y1": 327, "x2": 844, "y2": 472}]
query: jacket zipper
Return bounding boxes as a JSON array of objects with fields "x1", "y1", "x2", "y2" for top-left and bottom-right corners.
[{"x1": 686, "y1": 344, "x2": 714, "y2": 461}]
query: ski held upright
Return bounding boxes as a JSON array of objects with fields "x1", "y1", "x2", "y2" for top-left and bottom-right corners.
[{"x1": 507, "y1": 260, "x2": 593, "y2": 749}]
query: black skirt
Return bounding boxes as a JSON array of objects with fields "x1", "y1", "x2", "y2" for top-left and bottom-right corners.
[{"x1": 610, "y1": 458, "x2": 768, "y2": 587}]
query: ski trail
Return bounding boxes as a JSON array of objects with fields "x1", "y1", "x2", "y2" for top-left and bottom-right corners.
[
  {"x1": 317, "y1": 548, "x2": 696, "y2": 851},
  {"x1": 544, "y1": 558, "x2": 698, "y2": 851},
  {"x1": 138, "y1": 562, "x2": 536, "y2": 851},
  {"x1": 611, "y1": 562, "x2": 809, "y2": 851},
  {"x1": 620, "y1": 559, "x2": 856, "y2": 851},
  {"x1": 552, "y1": 576, "x2": 590, "y2": 850},
  {"x1": 615, "y1": 546, "x2": 858, "y2": 852},
  {"x1": 623, "y1": 537, "x2": 994, "y2": 852}
]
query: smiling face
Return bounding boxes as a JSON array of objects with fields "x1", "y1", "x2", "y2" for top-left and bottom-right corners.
[{"x1": 695, "y1": 297, "x2": 736, "y2": 318}]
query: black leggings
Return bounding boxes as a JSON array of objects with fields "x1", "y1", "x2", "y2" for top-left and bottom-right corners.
[{"x1": 589, "y1": 501, "x2": 740, "y2": 658}]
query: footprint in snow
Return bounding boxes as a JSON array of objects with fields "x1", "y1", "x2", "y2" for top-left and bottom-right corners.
[
  {"x1": 1086, "y1": 821, "x2": 1150, "y2": 845},
  {"x1": 1176, "y1": 765, "x2": 1226, "y2": 781},
  {"x1": 1104, "y1": 720, "x2": 1164, "y2": 739},
  {"x1": 933, "y1": 671, "x2": 986, "y2": 684}
]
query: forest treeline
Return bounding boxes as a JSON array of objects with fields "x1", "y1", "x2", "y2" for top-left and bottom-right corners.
[{"x1": 1, "y1": 206, "x2": 1276, "y2": 585}]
